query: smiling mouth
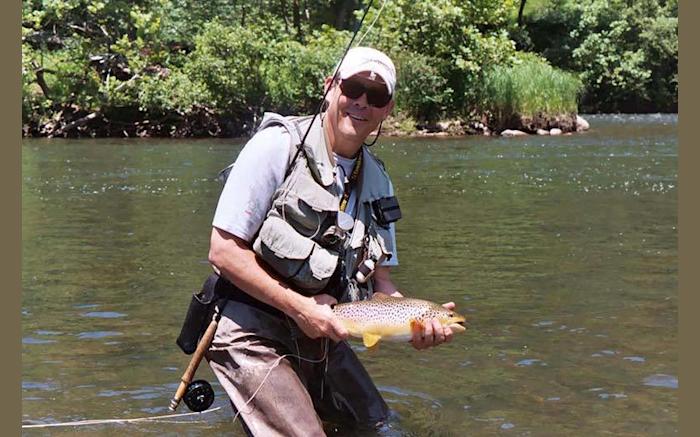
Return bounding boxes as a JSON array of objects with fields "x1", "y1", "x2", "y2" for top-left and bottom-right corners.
[{"x1": 346, "y1": 112, "x2": 368, "y2": 122}]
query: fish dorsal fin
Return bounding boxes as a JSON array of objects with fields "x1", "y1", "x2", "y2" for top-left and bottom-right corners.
[
  {"x1": 362, "y1": 333, "x2": 382, "y2": 348},
  {"x1": 372, "y1": 292, "x2": 391, "y2": 300}
]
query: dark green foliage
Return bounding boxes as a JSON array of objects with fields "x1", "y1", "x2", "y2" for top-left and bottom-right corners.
[
  {"x1": 521, "y1": 0, "x2": 677, "y2": 113},
  {"x1": 21, "y1": 0, "x2": 677, "y2": 137},
  {"x1": 392, "y1": 52, "x2": 452, "y2": 123}
]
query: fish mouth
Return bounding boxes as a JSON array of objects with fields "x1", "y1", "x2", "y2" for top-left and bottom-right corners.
[{"x1": 448, "y1": 320, "x2": 468, "y2": 333}]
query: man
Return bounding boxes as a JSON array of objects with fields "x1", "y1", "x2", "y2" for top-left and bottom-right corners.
[{"x1": 205, "y1": 47, "x2": 457, "y2": 436}]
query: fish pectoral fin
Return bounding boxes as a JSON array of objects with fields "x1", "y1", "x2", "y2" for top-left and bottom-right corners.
[
  {"x1": 371, "y1": 292, "x2": 390, "y2": 300},
  {"x1": 362, "y1": 333, "x2": 382, "y2": 348},
  {"x1": 410, "y1": 319, "x2": 425, "y2": 335}
]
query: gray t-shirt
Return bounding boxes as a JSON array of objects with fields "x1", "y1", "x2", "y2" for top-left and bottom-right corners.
[{"x1": 212, "y1": 126, "x2": 398, "y2": 266}]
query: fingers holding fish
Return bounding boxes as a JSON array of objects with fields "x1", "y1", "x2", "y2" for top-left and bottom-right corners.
[
  {"x1": 411, "y1": 318, "x2": 451, "y2": 350},
  {"x1": 290, "y1": 294, "x2": 349, "y2": 342},
  {"x1": 332, "y1": 296, "x2": 467, "y2": 348}
]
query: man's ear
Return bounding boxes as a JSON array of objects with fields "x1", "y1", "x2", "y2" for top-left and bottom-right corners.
[
  {"x1": 382, "y1": 99, "x2": 396, "y2": 119},
  {"x1": 323, "y1": 76, "x2": 335, "y2": 93}
]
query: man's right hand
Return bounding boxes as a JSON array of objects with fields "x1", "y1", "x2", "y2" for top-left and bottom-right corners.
[{"x1": 289, "y1": 294, "x2": 349, "y2": 342}]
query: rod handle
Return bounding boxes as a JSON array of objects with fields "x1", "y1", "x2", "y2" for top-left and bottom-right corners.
[{"x1": 168, "y1": 317, "x2": 220, "y2": 411}]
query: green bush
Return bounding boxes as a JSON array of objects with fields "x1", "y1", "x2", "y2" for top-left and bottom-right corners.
[
  {"x1": 392, "y1": 51, "x2": 452, "y2": 123},
  {"x1": 479, "y1": 53, "x2": 582, "y2": 128},
  {"x1": 521, "y1": 0, "x2": 677, "y2": 113},
  {"x1": 520, "y1": 0, "x2": 582, "y2": 70},
  {"x1": 261, "y1": 28, "x2": 346, "y2": 115},
  {"x1": 571, "y1": 0, "x2": 677, "y2": 112},
  {"x1": 366, "y1": 0, "x2": 518, "y2": 115}
]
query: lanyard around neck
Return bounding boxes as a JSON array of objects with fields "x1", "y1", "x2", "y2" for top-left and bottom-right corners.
[{"x1": 338, "y1": 152, "x2": 363, "y2": 212}]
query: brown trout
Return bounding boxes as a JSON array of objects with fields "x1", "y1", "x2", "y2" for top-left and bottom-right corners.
[{"x1": 332, "y1": 294, "x2": 467, "y2": 348}]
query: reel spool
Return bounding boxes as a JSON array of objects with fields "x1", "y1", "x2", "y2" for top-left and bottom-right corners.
[{"x1": 183, "y1": 380, "x2": 215, "y2": 412}]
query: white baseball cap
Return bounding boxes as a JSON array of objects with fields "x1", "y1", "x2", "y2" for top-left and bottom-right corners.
[{"x1": 335, "y1": 47, "x2": 396, "y2": 96}]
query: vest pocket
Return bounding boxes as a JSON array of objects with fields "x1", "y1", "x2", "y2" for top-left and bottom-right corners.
[
  {"x1": 276, "y1": 171, "x2": 339, "y2": 237},
  {"x1": 254, "y1": 216, "x2": 339, "y2": 293}
]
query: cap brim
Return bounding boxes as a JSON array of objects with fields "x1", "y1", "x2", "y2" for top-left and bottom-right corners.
[{"x1": 339, "y1": 66, "x2": 394, "y2": 95}]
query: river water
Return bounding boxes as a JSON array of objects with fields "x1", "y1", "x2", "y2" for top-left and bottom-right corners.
[{"x1": 22, "y1": 114, "x2": 677, "y2": 436}]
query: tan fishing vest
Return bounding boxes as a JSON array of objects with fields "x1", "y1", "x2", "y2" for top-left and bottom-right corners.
[{"x1": 249, "y1": 112, "x2": 396, "y2": 302}]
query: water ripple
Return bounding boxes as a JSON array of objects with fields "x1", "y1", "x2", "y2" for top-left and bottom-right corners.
[
  {"x1": 81, "y1": 311, "x2": 127, "y2": 319},
  {"x1": 643, "y1": 374, "x2": 678, "y2": 389},
  {"x1": 76, "y1": 331, "x2": 123, "y2": 339}
]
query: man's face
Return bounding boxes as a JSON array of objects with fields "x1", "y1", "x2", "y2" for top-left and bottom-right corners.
[{"x1": 325, "y1": 71, "x2": 394, "y2": 148}]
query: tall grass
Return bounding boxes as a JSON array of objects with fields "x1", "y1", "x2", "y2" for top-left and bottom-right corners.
[{"x1": 480, "y1": 54, "x2": 582, "y2": 127}]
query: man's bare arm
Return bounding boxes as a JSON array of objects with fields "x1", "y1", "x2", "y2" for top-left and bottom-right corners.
[{"x1": 208, "y1": 227, "x2": 348, "y2": 341}]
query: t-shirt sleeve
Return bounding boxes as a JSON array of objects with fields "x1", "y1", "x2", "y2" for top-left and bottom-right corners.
[
  {"x1": 378, "y1": 223, "x2": 399, "y2": 267},
  {"x1": 212, "y1": 126, "x2": 291, "y2": 242},
  {"x1": 378, "y1": 179, "x2": 399, "y2": 267}
]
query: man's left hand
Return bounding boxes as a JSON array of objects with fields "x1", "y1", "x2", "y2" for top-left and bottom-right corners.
[{"x1": 410, "y1": 302, "x2": 456, "y2": 350}]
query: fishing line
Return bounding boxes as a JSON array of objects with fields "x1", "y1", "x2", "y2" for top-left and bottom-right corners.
[
  {"x1": 355, "y1": 0, "x2": 388, "y2": 46},
  {"x1": 21, "y1": 407, "x2": 222, "y2": 429},
  {"x1": 297, "y1": 0, "x2": 375, "y2": 149},
  {"x1": 25, "y1": 337, "x2": 327, "y2": 429},
  {"x1": 231, "y1": 340, "x2": 330, "y2": 425}
]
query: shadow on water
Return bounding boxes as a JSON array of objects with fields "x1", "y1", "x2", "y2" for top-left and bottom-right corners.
[{"x1": 22, "y1": 115, "x2": 677, "y2": 435}]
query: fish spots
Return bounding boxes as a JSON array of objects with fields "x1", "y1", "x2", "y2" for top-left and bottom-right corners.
[{"x1": 333, "y1": 297, "x2": 466, "y2": 344}]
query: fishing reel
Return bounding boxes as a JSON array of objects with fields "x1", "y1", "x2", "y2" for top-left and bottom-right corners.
[{"x1": 183, "y1": 380, "x2": 215, "y2": 412}]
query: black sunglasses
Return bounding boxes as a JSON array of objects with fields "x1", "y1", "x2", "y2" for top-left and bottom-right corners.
[{"x1": 339, "y1": 78, "x2": 392, "y2": 108}]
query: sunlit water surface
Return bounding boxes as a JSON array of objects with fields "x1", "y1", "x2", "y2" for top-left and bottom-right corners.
[{"x1": 22, "y1": 114, "x2": 677, "y2": 435}]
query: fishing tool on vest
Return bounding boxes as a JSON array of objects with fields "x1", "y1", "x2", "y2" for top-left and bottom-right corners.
[
  {"x1": 371, "y1": 195, "x2": 402, "y2": 227},
  {"x1": 320, "y1": 123, "x2": 363, "y2": 249},
  {"x1": 351, "y1": 195, "x2": 401, "y2": 285}
]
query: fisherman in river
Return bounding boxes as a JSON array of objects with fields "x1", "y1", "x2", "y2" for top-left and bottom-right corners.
[{"x1": 204, "y1": 47, "x2": 458, "y2": 435}]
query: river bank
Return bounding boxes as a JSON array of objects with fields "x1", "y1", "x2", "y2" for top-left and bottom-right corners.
[
  {"x1": 22, "y1": 106, "x2": 591, "y2": 139},
  {"x1": 382, "y1": 113, "x2": 591, "y2": 137}
]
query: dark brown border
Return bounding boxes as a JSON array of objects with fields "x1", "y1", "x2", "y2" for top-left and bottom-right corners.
[
  {"x1": 4, "y1": 0, "x2": 21, "y2": 434},
  {"x1": 11, "y1": 2, "x2": 686, "y2": 436},
  {"x1": 679, "y1": 1, "x2": 695, "y2": 436}
]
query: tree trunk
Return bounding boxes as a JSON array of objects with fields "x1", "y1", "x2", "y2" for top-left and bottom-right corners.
[
  {"x1": 292, "y1": 0, "x2": 303, "y2": 41},
  {"x1": 279, "y1": 0, "x2": 290, "y2": 33},
  {"x1": 334, "y1": 0, "x2": 358, "y2": 29},
  {"x1": 31, "y1": 62, "x2": 52, "y2": 99},
  {"x1": 49, "y1": 111, "x2": 100, "y2": 137},
  {"x1": 517, "y1": 0, "x2": 527, "y2": 27}
]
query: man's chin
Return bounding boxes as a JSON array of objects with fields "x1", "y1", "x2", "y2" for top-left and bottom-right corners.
[{"x1": 339, "y1": 119, "x2": 373, "y2": 141}]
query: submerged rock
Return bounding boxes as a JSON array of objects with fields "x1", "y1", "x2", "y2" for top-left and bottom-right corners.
[
  {"x1": 576, "y1": 115, "x2": 590, "y2": 131},
  {"x1": 501, "y1": 129, "x2": 528, "y2": 137}
]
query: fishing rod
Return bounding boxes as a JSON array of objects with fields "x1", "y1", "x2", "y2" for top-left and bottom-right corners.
[
  {"x1": 168, "y1": 0, "x2": 384, "y2": 414},
  {"x1": 296, "y1": 0, "x2": 377, "y2": 148}
]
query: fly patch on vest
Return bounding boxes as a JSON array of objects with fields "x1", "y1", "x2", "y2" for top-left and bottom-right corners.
[
  {"x1": 249, "y1": 113, "x2": 398, "y2": 298},
  {"x1": 253, "y1": 133, "x2": 343, "y2": 294}
]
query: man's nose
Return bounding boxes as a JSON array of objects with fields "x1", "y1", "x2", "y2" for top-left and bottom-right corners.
[{"x1": 352, "y1": 92, "x2": 369, "y2": 108}]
